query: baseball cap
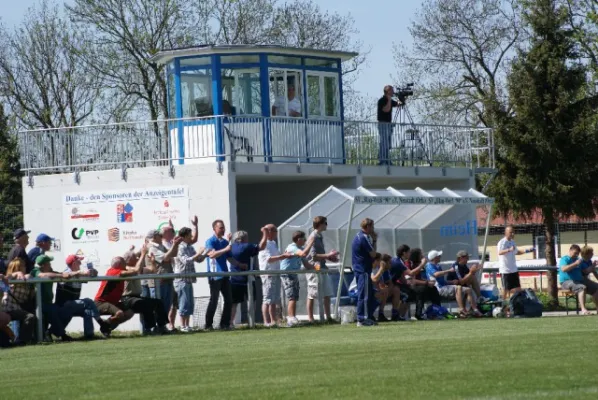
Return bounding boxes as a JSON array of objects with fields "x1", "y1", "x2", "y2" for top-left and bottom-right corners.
[
  {"x1": 65, "y1": 254, "x2": 84, "y2": 266},
  {"x1": 427, "y1": 250, "x2": 443, "y2": 260},
  {"x1": 36, "y1": 254, "x2": 54, "y2": 265},
  {"x1": 146, "y1": 229, "x2": 161, "y2": 240},
  {"x1": 456, "y1": 250, "x2": 469, "y2": 258},
  {"x1": 36, "y1": 233, "x2": 54, "y2": 243},
  {"x1": 13, "y1": 228, "x2": 31, "y2": 239}
]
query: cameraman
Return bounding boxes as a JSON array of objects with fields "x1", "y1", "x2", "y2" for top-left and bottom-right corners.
[{"x1": 377, "y1": 85, "x2": 401, "y2": 165}]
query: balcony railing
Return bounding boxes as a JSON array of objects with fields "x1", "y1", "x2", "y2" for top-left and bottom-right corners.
[{"x1": 17, "y1": 116, "x2": 495, "y2": 174}]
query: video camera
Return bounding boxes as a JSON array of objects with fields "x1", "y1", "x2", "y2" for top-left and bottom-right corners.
[{"x1": 394, "y1": 83, "x2": 414, "y2": 104}]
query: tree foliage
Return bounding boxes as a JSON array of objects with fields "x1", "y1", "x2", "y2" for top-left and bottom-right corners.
[
  {"x1": 0, "y1": 105, "x2": 23, "y2": 243},
  {"x1": 490, "y1": 0, "x2": 598, "y2": 303},
  {"x1": 0, "y1": 0, "x2": 105, "y2": 129}
]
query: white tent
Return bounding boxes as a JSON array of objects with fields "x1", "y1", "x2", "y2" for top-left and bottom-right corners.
[{"x1": 278, "y1": 186, "x2": 494, "y2": 316}]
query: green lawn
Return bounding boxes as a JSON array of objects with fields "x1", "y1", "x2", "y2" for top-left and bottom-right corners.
[{"x1": 2, "y1": 317, "x2": 597, "y2": 399}]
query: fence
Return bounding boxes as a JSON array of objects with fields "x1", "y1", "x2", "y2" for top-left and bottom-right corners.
[
  {"x1": 17, "y1": 116, "x2": 495, "y2": 173},
  {"x1": 5, "y1": 268, "x2": 340, "y2": 341}
]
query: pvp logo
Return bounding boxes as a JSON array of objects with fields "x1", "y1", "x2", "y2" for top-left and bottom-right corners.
[{"x1": 72, "y1": 228, "x2": 100, "y2": 241}]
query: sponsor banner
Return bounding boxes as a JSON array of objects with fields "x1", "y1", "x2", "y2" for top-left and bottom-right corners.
[
  {"x1": 63, "y1": 186, "x2": 189, "y2": 270},
  {"x1": 353, "y1": 196, "x2": 494, "y2": 205}
]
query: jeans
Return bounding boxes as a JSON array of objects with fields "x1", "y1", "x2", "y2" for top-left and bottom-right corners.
[
  {"x1": 378, "y1": 123, "x2": 393, "y2": 164},
  {"x1": 42, "y1": 303, "x2": 68, "y2": 337},
  {"x1": 150, "y1": 281, "x2": 174, "y2": 315},
  {"x1": 355, "y1": 271, "x2": 375, "y2": 322},
  {"x1": 175, "y1": 282, "x2": 194, "y2": 317},
  {"x1": 206, "y1": 278, "x2": 232, "y2": 329},
  {"x1": 60, "y1": 298, "x2": 99, "y2": 338},
  {"x1": 7, "y1": 309, "x2": 36, "y2": 343}
]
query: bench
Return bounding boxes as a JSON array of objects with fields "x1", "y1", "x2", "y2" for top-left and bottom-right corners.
[{"x1": 559, "y1": 290, "x2": 579, "y2": 315}]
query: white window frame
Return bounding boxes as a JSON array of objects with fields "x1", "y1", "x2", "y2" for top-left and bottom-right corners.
[
  {"x1": 305, "y1": 71, "x2": 340, "y2": 120},
  {"x1": 269, "y1": 68, "x2": 303, "y2": 118}
]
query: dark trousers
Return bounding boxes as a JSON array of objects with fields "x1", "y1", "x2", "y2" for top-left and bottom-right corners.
[
  {"x1": 42, "y1": 303, "x2": 68, "y2": 337},
  {"x1": 412, "y1": 285, "x2": 441, "y2": 317},
  {"x1": 7, "y1": 309, "x2": 36, "y2": 343},
  {"x1": 122, "y1": 296, "x2": 168, "y2": 331},
  {"x1": 356, "y1": 271, "x2": 375, "y2": 322},
  {"x1": 206, "y1": 278, "x2": 232, "y2": 329},
  {"x1": 378, "y1": 123, "x2": 393, "y2": 164}
]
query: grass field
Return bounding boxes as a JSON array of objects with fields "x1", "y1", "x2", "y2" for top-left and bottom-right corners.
[{"x1": 2, "y1": 317, "x2": 597, "y2": 400}]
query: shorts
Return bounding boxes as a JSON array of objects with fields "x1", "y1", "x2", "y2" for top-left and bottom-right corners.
[
  {"x1": 502, "y1": 272, "x2": 521, "y2": 291},
  {"x1": 231, "y1": 284, "x2": 247, "y2": 304},
  {"x1": 583, "y1": 276, "x2": 598, "y2": 295},
  {"x1": 175, "y1": 282, "x2": 194, "y2": 317},
  {"x1": 281, "y1": 274, "x2": 300, "y2": 301},
  {"x1": 438, "y1": 285, "x2": 471, "y2": 300},
  {"x1": 95, "y1": 301, "x2": 126, "y2": 316},
  {"x1": 307, "y1": 272, "x2": 334, "y2": 300},
  {"x1": 562, "y1": 279, "x2": 597, "y2": 295},
  {"x1": 262, "y1": 276, "x2": 281, "y2": 305}
]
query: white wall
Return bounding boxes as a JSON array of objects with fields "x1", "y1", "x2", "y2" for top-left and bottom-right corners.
[{"x1": 22, "y1": 164, "x2": 235, "y2": 333}]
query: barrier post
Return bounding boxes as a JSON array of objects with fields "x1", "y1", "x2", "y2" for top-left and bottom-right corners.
[
  {"x1": 154, "y1": 279, "x2": 161, "y2": 299},
  {"x1": 35, "y1": 282, "x2": 43, "y2": 342},
  {"x1": 247, "y1": 275, "x2": 255, "y2": 328}
]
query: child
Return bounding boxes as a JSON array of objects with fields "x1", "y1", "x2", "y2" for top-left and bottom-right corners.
[{"x1": 280, "y1": 231, "x2": 314, "y2": 326}]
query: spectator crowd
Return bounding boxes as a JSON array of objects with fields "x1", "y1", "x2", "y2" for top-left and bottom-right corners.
[{"x1": 2, "y1": 217, "x2": 598, "y2": 346}]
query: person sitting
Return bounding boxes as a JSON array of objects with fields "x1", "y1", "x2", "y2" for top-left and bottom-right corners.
[
  {"x1": 55, "y1": 255, "x2": 112, "y2": 339},
  {"x1": 121, "y1": 248, "x2": 170, "y2": 335},
  {"x1": 408, "y1": 248, "x2": 442, "y2": 320},
  {"x1": 1, "y1": 261, "x2": 35, "y2": 345},
  {"x1": 94, "y1": 255, "x2": 142, "y2": 332},
  {"x1": 30, "y1": 255, "x2": 74, "y2": 341},
  {"x1": 449, "y1": 250, "x2": 484, "y2": 301},
  {"x1": 558, "y1": 244, "x2": 596, "y2": 315},
  {"x1": 272, "y1": 84, "x2": 302, "y2": 117},
  {"x1": 371, "y1": 253, "x2": 397, "y2": 322},
  {"x1": 390, "y1": 244, "x2": 413, "y2": 321},
  {"x1": 579, "y1": 246, "x2": 598, "y2": 301},
  {"x1": 424, "y1": 250, "x2": 481, "y2": 318}
]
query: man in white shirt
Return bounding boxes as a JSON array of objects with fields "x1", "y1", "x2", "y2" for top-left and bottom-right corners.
[
  {"x1": 272, "y1": 84, "x2": 302, "y2": 117},
  {"x1": 258, "y1": 224, "x2": 292, "y2": 327},
  {"x1": 497, "y1": 226, "x2": 534, "y2": 298}
]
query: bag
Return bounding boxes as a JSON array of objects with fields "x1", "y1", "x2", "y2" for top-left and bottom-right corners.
[
  {"x1": 509, "y1": 289, "x2": 543, "y2": 318},
  {"x1": 425, "y1": 304, "x2": 449, "y2": 320}
]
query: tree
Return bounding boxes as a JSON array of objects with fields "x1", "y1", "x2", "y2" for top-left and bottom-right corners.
[
  {"x1": 490, "y1": 0, "x2": 598, "y2": 305},
  {"x1": 0, "y1": 105, "x2": 23, "y2": 244},
  {"x1": 0, "y1": 0, "x2": 105, "y2": 130},
  {"x1": 393, "y1": 0, "x2": 522, "y2": 127}
]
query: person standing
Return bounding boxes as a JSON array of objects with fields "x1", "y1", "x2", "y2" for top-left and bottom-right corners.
[
  {"x1": 205, "y1": 220, "x2": 246, "y2": 330},
  {"x1": 497, "y1": 226, "x2": 535, "y2": 298},
  {"x1": 7, "y1": 229, "x2": 34, "y2": 274},
  {"x1": 229, "y1": 228, "x2": 268, "y2": 326},
  {"x1": 305, "y1": 216, "x2": 339, "y2": 323},
  {"x1": 377, "y1": 85, "x2": 401, "y2": 165},
  {"x1": 27, "y1": 233, "x2": 54, "y2": 265},
  {"x1": 351, "y1": 218, "x2": 378, "y2": 326}
]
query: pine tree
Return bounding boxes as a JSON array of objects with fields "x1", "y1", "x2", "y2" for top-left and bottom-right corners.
[
  {"x1": 490, "y1": 0, "x2": 598, "y2": 305},
  {"x1": 0, "y1": 105, "x2": 23, "y2": 248}
]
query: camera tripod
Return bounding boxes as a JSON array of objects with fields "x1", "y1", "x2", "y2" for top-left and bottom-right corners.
[{"x1": 393, "y1": 103, "x2": 432, "y2": 166}]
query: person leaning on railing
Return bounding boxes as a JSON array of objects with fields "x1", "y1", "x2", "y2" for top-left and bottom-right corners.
[{"x1": 0, "y1": 259, "x2": 36, "y2": 345}]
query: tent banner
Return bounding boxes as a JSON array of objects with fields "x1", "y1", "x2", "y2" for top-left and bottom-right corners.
[{"x1": 353, "y1": 196, "x2": 494, "y2": 205}]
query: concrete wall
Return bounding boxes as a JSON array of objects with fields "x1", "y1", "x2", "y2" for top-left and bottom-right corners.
[{"x1": 22, "y1": 164, "x2": 235, "y2": 333}]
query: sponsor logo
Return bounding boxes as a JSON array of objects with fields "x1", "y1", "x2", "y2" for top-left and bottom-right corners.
[
  {"x1": 440, "y1": 220, "x2": 478, "y2": 237},
  {"x1": 117, "y1": 203, "x2": 134, "y2": 223},
  {"x1": 71, "y1": 228, "x2": 100, "y2": 242},
  {"x1": 123, "y1": 230, "x2": 143, "y2": 241},
  {"x1": 108, "y1": 228, "x2": 120, "y2": 242},
  {"x1": 70, "y1": 207, "x2": 100, "y2": 221}
]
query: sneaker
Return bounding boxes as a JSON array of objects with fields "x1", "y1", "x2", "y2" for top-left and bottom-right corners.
[
  {"x1": 356, "y1": 319, "x2": 375, "y2": 327},
  {"x1": 286, "y1": 317, "x2": 299, "y2": 327},
  {"x1": 180, "y1": 326, "x2": 192, "y2": 333},
  {"x1": 99, "y1": 322, "x2": 112, "y2": 338},
  {"x1": 263, "y1": 323, "x2": 271, "y2": 328},
  {"x1": 378, "y1": 314, "x2": 389, "y2": 323},
  {"x1": 61, "y1": 334, "x2": 75, "y2": 342},
  {"x1": 369, "y1": 319, "x2": 378, "y2": 326}
]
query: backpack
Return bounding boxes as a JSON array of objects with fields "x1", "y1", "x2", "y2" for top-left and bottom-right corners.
[
  {"x1": 509, "y1": 289, "x2": 543, "y2": 318},
  {"x1": 425, "y1": 304, "x2": 449, "y2": 320}
]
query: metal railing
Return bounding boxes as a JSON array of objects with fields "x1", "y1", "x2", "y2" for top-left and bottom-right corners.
[
  {"x1": 17, "y1": 116, "x2": 495, "y2": 173},
  {"x1": 5, "y1": 268, "x2": 338, "y2": 341}
]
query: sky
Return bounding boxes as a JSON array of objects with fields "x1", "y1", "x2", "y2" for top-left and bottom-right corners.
[{"x1": 2, "y1": 0, "x2": 421, "y2": 99}]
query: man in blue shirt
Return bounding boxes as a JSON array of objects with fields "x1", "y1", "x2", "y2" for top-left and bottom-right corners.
[
  {"x1": 579, "y1": 246, "x2": 598, "y2": 310},
  {"x1": 559, "y1": 244, "x2": 595, "y2": 315},
  {"x1": 205, "y1": 219, "x2": 247, "y2": 330},
  {"x1": 351, "y1": 218, "x2": 378, "y2": 326},
  {"x1": 229, "y1": 227, "x2": 267, "y2": 326},
  {"x1": 27, "y1": 233, "x2": 54, "y2": 265}
]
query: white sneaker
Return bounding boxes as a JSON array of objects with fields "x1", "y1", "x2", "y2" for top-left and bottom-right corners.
[
  {"x1": 287, "y1": 317, "x2": 300, "y2": 327},
  {"x1": 263, "y1": 323, "x2": 270, "y2": 328},
  {"x1": 357, "y1": 319, "x2": 375, "y2": 327},
  {"x1": 180, "y1": 326, "x2": 192, "y2": 333}
]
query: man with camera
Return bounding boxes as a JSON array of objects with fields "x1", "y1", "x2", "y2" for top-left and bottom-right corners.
[{"x1": 377, "y1": 85, "x2": 401, "y2": 165}]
